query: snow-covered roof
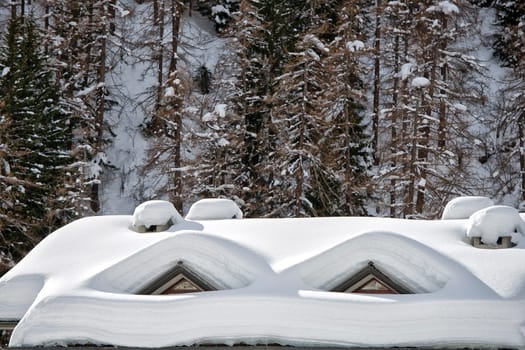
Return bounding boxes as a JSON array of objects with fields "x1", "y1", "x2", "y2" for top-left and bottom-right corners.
[{"x1": 1, "y1": 199, "x2": 525, "y2": 348}]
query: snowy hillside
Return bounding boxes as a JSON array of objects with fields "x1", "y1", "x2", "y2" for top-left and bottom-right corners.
[
  {"x1": 99, "y1": 5, "x2": 233, "y2": 215},
  {"x1": 95, "y1": 1, "x2": 521, "y2": 217},
  {"x1": 2, "y1": 0, "x2": 525, "y2": 275}
]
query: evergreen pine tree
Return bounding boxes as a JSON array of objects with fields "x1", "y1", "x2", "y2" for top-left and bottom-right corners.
[
  {"x1": 236, "y1": 0, "x2": 309, "y2": 216},
  {"x1": 0, "y1": 15, "x2": 75, "y2": 273},
  {"x1": 493, "y1": 1, "x2": 525, "y2": 67},
  {"x1": 487, "y1": 1, "x2": 525, "y2": 205}
]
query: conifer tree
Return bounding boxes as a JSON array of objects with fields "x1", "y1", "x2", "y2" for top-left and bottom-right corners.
[
  {"x1": 489, "y1": 1, "x2": 525, "y2": 205},
  {"x1": 271, "y1": 34, "x2": 333, "y2": 216},
  {"x1": 0, "y1": 15, "x2": 75, "y2": 273},
  {"x1": 137, "y1": 0, "x2": 193, "y2": 212},
  {"x1": 322, "y1": 3, "x2": 371, "y2": 216},
  {"x1": 236, "y1": 0, "x2": 308, "y2": 216},
  {"x1": 493, "y1": 1, "x2": 525, "y2": 67},
  {"x1": 45, "y1": 0, "x2": 117, "y2": 213},
  {"x1": 185, "y1": 47, "x2": 245, "y2": 204},
  {"x1": 372, "y1": 0, "x2": 485, "y2": 218}
]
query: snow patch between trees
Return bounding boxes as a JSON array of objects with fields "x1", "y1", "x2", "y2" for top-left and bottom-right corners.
[
  {"x1": 346, "y1": 40, "x2": 364, "y2": 52},
  {"x1": 411, "y1": 76, "x2": 431, "y2": 88},
  {"x1": 427, "y1": 1, "x2": 460, "y2": 15}
]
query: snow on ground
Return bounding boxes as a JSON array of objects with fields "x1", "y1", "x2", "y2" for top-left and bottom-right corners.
[
  {"x1": 100, "y1": 7, "x2": 230, "y2": 215},
  {"x1": 1, "y1": 199, "x2": 525, "y2": 348},
  {"x1": 411, "y1": 76, "x2": 431, "y2": 88}
]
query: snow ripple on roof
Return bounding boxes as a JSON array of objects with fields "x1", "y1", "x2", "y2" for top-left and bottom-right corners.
[{"x1": 90, "y1": 231, "x2": 270, "y2": 293}]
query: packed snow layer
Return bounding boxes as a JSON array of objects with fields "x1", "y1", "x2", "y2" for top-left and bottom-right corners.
[
  {"x1": 9, "y1": 290, "x2": 524, "y2": 348},
  {"x1": 1, "y1": 214, "x2": 525, "y2": 348}
]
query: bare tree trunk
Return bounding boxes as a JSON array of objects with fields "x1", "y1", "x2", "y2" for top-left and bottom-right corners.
[
  {"x1": 168, "y1": 0, "x2": 183, "y2": 212},
  {"x1": 438, "y1": 16, "x2": 448, "y2": 149},
  {"x1": 91, "y1": 1, "x2": 108, "y2": 213},
  {"x1": 344, "y1": 95, "x2": 352, "y2": 213},
  {"x1": 11, "y1": 0, "x2": 17, "y2": 18},
  {"x1": 372, "y1": 0, "x2": 382, "y2": 164},
  {"x1": 44, "y1": 1, "x2": 50, "y2": 53},
  {"x1": 415, "y1": 90, "x2": 428, "y2": 215},
  {"x1": 109, "y1": 0, "x2": 117, "y2": 34},
  {"x1": 405, "y1": 111, "x2": 418, "y2": 217},
  {"x1": 518, "y1": 112, "x2": 525, "y2": 201},
  {"x1": 390, "y1": 34, "x2": 400, "y2": 217},
  {"x1": 154, "y1": 0, "x2": 165, "y2": 125},
  {"x1": 415, "y1": 64, "x2": 435, "y2": 215},
  {"x1": 83, "y1": 1, "x2": 95, "y2": 88}
]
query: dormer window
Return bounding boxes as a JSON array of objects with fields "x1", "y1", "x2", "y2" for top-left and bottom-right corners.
[
  {"x1": 137, "y1": 262, "x2": 216, "y2": 295},
  {"x1": 331, "y1": 262, "x2": 412, "y2": 295}
]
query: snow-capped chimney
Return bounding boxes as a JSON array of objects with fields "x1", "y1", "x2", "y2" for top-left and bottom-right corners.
[
  {"x1": 185, "y1": 198, "x2": 243, "y2": 221},
  {"x1": 466, "y1": 205, "x2": 524, "y2": 249},
  {"x1": 441, "y1": 196, "x2": 494, "y2": 220},
  {"x1": 131, "y1": 200, "x2": 184, "y2": 233}
]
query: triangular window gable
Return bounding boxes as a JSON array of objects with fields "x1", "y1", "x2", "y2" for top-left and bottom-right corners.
[
  {"x1": 137, "y1": 262, "x2": 215, "y2": 295},
  {"x1": 332, "y1": 261, "x2": 412, "y2": 295},
  {"x1": 154, "y1": 274, "x2": 202, "y2": 295}
]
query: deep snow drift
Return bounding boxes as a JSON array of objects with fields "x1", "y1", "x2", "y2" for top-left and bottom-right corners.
[{"x1": 1, "y1": 198, "x2": 525, "y2": 348}]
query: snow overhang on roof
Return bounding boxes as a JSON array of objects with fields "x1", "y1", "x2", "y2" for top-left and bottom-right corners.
[{"x1": 1, "y1": 198, "x2": 525, "y2": 349}]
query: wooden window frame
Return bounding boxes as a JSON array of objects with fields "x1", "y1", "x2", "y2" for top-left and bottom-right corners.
[
  {"x1": 137, "y1": 261, "x2": 216, "y2": 295},
  {"x1": 0, "y1": 320, "x2": 18, "y2": 331},
  {"x1": 331, "y1": 261, "x2": 412, "y2": 294}
]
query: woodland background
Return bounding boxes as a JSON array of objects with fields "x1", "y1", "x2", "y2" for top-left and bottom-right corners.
[{"x1": 0, "y1": 0, "x2": 524, "y2": 275}]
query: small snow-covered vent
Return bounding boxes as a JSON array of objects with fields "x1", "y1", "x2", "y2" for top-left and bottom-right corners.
[
  {"x1": 185, "y1": 198, "x2": 243, "y2": 221},
  {"x1": 131, "y1": 200, "x2": 184, "y2": 233},
  {"x1": 442, "y1": 196, "x2": 494, "y2": 220},
  {"x1": 467, "y1": 205, "x2": 525, "y2": 249}
]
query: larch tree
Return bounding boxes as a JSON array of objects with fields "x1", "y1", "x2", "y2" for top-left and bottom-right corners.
[
  {"x1": 409, "y1": 0, "x2": 484, "y2": 217},
  {"x1": 185, "y1": 43, "x2": 245, "y2": 204},
  {"x1": 139, "y1": 0, "x2": 190, "y2": 212},
  {"x1": 271, "y1": 33, "x2": 335, "y2": 217},
  {"x1": 322, "y1": 2, "x2": 371, "y2": 216},
  {"x1": 373, "y1": 0, "x2": 413, "y2": 217},
  {"x1": 373, "y1": 0, "x2": 485, "y2": 218},
  {"x1": 371, "y1": 0, "x2": 384, "y2": 163},
  {"x1": 45, "y1": 0, "x2": 119, "y2": 214},
  {"x1": 236, "y1": 0, "x2": 307, "y2": 216}
]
